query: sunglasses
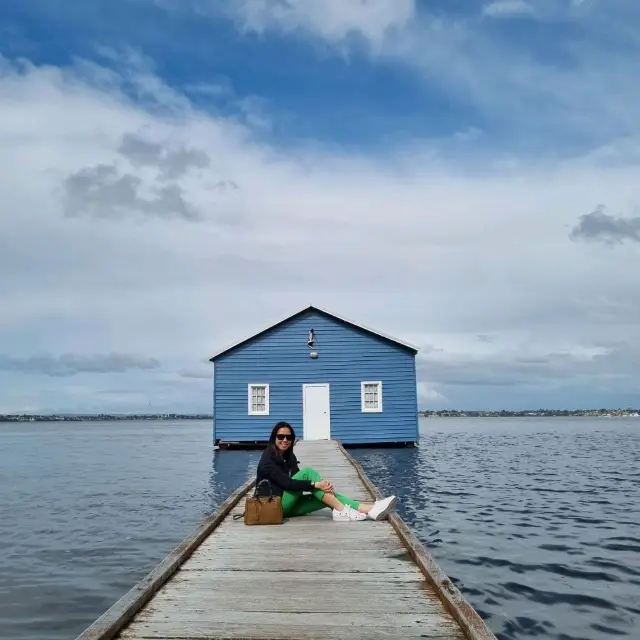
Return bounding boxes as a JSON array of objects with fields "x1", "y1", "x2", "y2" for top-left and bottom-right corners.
[{"x1": 276, "y1": 434, "x2": 294, "y2": 441}]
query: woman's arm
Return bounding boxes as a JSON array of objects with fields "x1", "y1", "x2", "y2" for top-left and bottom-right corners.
[
  {"x1": 290, "y1": 455, "x2": 332, "y2": 492},
  {"x1": 262, "y1": 455, "x2": 314, "y2": 492}
]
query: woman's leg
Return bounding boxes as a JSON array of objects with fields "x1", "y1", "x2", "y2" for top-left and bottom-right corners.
[
  {"x1": 333, "y1": 492, "x2": 361, "y2": 511},
  {"x1": 281, "y1": 467, "x2": 347, "y2": 516},
  {"x1": 284, "y1": 491, "x2": 364, "y2": 517},
  {"x1": 284, "y1": 494, "x2": 326, "y2": 517},
  {"x1": 283, "y1": 467, "x2": 373, "y2": 516}
]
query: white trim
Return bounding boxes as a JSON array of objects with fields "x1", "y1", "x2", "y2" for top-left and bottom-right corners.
[
  {"x1": 302, "y1": 383, "x2": 331, "y2": 440},
  {"x1": 248, "y1": 383, "x2": 270, "y2": 416},
  {"x1": 209, "y1": 304, "x2": 418, "y2": 360},
  {"x1": 361, "y1": 381, "x2": 383, "y2": 413}
]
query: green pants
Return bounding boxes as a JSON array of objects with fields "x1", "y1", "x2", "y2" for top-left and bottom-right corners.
[{"x1": 281, "y1": 467, "x2": 361, "y2": 517}]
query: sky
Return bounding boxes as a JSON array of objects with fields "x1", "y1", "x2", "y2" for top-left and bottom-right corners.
[{"x1": 1, "y1": 0, "x2": 640, "y2": 414}]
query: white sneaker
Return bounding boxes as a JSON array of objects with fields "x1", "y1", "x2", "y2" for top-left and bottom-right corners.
[
  {"x1": 367, "y1": 495, "x2": 397, "y2": 521},
  {"x1": 332, "y1": 505, "x2": 367, "y2": 522}
]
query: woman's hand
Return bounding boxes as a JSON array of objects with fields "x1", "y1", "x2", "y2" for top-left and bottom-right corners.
[{"x1": 314, "y1": 479, "x2": 334, "y2": 493}]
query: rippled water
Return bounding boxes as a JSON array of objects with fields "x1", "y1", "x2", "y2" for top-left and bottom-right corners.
[
  {"x1": 0, "y1": 420, "x2": 261, "y2": 640},
  {"x1": 353, "y1": 417, "x2": 640, "y2": 640},
  {"x1": 0, "y1": 417, "x2": 638, "y2": 639}
]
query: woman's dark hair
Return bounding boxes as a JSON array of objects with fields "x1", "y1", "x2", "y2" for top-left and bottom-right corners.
[{"x1": 268, "y1": 421, "x2": 297, "y2": 459}]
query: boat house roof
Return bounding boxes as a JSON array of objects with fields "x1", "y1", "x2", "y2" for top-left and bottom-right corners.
[{"x1": 208, "y1": 305, "x2": 419, "y2": 362}]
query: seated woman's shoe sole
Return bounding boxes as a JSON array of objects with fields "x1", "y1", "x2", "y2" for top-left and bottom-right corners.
[{"x1": 371, "y1": 496, "x2": 397, "y2": 521}]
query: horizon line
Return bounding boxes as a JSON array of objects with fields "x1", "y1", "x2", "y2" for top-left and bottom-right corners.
[{"x1": 1, "y1": 407, "x2": 639, "y2": 418}]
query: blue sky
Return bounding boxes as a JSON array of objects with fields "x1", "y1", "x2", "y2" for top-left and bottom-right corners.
[{"x1": 1, "y1": 0, "x2": 640, "y2": 413}]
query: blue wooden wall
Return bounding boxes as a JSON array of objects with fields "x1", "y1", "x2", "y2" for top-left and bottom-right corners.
[{"x1": 213, "y1": 309, "x2": 418, "y2": 445}]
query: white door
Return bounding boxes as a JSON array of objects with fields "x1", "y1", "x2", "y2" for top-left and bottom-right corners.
[{"x1": 302, "y1": 384, "x2": 331, "y2": 440}]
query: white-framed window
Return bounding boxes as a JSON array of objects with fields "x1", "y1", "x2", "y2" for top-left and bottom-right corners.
[
  {"x1": 361, "y1": 381, "x2": 383, "y2": 413},
  {"x1": 248, "y1": 384, "x2": 270, "y2": 415}
]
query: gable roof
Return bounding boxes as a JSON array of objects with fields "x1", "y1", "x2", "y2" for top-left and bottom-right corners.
[{"x1": 208, "y1": 305, "x2": 419, "y2": 361}]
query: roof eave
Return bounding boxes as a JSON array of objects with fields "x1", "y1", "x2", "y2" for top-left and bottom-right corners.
[{"x1": 208, "y1": 305, "x2": 419, "y2": 361}]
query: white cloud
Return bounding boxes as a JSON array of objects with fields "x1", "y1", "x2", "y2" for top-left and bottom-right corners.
[
  {"x1": 194, "y1": 0, "x2": 640, "y2": 148},
  {"x1": 416, "y1": 383, "x2": 449, "y2": 406},
  {"x1": 482, "y1": 1, "x2": 534, "y2": 18},
  {"x1": 219, "y1": 0, "x2": 416, "y2": 51},
  {"x1": 1, "y1": 51, "x2": 640, "y2": 412}
]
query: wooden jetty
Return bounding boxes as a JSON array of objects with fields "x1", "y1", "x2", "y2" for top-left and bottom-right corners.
[{"x1": 76, "y1": 440, "x2": 496, "y2": 640}]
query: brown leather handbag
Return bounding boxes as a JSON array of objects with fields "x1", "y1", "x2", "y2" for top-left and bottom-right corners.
[{"x1": 234, "y1": 479, "x2": 283, "y2": 526}]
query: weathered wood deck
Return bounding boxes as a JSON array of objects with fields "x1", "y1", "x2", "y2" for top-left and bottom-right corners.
[{"x1": 76, "y1": 440, "x2": 496, "y2": 640}]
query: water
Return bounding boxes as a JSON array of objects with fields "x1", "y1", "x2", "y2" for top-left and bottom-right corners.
[
  {"x1": 352, "y1": 418, "x2": 640, "y2": 640},
  {"x1": 0, "y1": 418, "x2": 638, "y2": 640}
]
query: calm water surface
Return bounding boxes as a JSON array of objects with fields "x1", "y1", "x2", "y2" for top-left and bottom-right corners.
[{"x1": 0, "y1": 417, "x2": 638, "y2": 640}]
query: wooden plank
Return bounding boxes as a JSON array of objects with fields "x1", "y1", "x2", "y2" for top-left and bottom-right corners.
[
  {"x1": 119, "y1": 612, "x2": 464, "y2": 639},
  {"x1": 212, "y1": 519, "x2": 398, "y2": 536},
  {"x1": 75, "y1": 438, "x2": 492, "y2": 640},
  {"x1": 195, "y1": 532, "x2": 400, "y2": 546},
  {"x1": 179, "y1": 555, "x2": 416, "y2": 573},
  {"x1": 183, "y1": 542, "x2": 414, "y2": 573},
  {"x1": 135, "y1": 582, "x2": 445, "y2": 615},
  {"x1": 337, "y1": 441, "x2": 497, "y2": 640}
]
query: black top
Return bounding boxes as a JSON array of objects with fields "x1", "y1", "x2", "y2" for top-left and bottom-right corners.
[{"x1": 256, "y1": 447, "x2": 314, "y2": 497}]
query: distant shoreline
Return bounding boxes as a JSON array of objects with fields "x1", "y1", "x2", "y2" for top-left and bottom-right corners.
[
  {"x1": 421, "y1": 409, "x2": 640, "y2": 418},
  {"x1": 1, "y1": 409, "x2": 639, "y2": 422},
  {"x1": 0, "y1": 414, "x2": 213, "y2": 422}
]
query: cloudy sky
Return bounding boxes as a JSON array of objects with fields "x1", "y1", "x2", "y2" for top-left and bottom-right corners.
[{"x1": 1, "y1": 0, "x2": 639, "y2": 414}]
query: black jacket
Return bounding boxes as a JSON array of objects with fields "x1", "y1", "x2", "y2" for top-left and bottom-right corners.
[{"x1": 256, "y1": 447, "x2": 314, "y2": 497}]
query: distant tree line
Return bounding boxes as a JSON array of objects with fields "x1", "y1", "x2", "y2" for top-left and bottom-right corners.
[
  {"x1": 420, "y1": 408, "x2": 639, "y2": 417},
  {"x1": 0, "y1": 413, "x2": 213, "y2": 422},
  {"x1": 2, "y1": 408, "x2": 639, "y2": 423}
]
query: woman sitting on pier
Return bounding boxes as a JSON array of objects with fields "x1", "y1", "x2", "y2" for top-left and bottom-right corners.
[{"x1": 256, "y1": 421, "x2": 397, "y2": 522}]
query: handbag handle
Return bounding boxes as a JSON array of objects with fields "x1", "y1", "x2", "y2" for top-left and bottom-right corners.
[{"x1": 254, "y1": 478, "x2": 275, "y2": 500}]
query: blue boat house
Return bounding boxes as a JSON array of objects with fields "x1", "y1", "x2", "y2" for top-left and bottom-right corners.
[{"x1": 208, "y1": 305, "x2": 419, "y2": 448}]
